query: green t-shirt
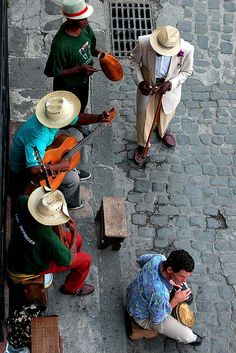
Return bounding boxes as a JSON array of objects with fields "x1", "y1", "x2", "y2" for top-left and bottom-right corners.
[
  {"x1": 44, "y1": 23, "x2": 96, "y2": 87},
  {"x1": 7, "y1": 196, "x2": 71, "y2": 274}
]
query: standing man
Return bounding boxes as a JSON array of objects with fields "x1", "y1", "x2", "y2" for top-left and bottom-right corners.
[
  {"x1": 126, "y1": 250, "x2": 202, "y2": 345},
  {"x1": 7, "y1": 186, "x2": 94, "y2": 296},
  {"x1": 44, "y1": 0, "x2": 100, "y2": 113},
  {"x1": 130, "y1": 26, "x2": 194, "y2": 165},
  {"x1": 44, "y1": 0, "x2": 102, "y2": 179},
  {"x1": 10, "y1": 90, "x2": 114, "y2": 209}
]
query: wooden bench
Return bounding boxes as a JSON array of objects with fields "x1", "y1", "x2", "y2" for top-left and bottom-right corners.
[
  {"x1": 96, "y1": 196, "x2": 128, "y2": 250},
  {"x1": 125, "y1": 310, "x2": 158, "y2": 340},
  {"x1": 31, "y1": 316, "x2": 63, "y2": 353}
]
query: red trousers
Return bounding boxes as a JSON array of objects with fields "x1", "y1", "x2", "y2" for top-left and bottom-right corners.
[{"x1": 41, "y1": 232, "x2": 91, "y2": 293}]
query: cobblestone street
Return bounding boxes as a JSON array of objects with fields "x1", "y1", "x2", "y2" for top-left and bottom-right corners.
[{"x1": 7, "y1": 0, "x2": 236, "y2": 352}]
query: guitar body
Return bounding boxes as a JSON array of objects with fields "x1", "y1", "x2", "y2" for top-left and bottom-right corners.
[
  {"x1": 41, "y1": 134, "x2": 81, "y2": 189},
  {"x1": 39, "y1": 107, "x2": 117, "y2": 190}
]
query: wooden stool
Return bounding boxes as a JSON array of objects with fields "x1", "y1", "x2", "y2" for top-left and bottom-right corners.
[
  {"x1": 125, "y1": 310, "x2": 158, "y2": 340},
  {"x1": 8, "y1": 275, "x2": 47, "y2": 311},
  {"x1": 96, "y1": 196, "x2": 128, "y2": 250},
  {"x1": 23, "y1": 275, "x2": 47, "y2": 307},
  {"x1": 31, "y1": 316, "x2": 63, "y2": 353}
]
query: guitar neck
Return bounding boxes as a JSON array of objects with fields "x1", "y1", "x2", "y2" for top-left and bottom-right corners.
[{"x1": 65, "y1": 122, "x2": 106, "y2": 160}]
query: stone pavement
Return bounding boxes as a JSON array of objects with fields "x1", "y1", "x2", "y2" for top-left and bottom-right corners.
[{"x1": 7, "y1": 0, "x2": 236, "y2": 352}]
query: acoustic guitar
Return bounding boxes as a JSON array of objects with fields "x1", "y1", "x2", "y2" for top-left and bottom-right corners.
[{"x1": 41, "y1": 107, "x2": 116, "y2": 189}]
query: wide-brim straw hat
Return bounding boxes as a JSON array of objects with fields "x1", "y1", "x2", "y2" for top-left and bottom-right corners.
[
  {"x1": 62, "y1": 0, "x2": 94, "y2": 20},
  {"x1": 150, "y1": 26, "x2": 181, "y2": 56},
  {"x1": 35, "y1": 91, "x2": 81, "y2": 129},
  {"x1": 28, "y1": 186, "x2": 71, "y2": 226}
]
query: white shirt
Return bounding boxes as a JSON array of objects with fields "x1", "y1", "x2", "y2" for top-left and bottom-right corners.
[{"x1": 155, "y1": 56, "x2": 171, "y2": 79}]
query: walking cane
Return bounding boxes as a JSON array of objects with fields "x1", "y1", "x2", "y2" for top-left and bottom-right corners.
[{"x1": 141, "y1": 94, "x2": 163, "y2": 161}]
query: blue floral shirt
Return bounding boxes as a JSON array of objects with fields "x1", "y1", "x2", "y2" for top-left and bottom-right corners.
[{"x1": 126, "y1": 254, "x2": 173, "y2": 324}]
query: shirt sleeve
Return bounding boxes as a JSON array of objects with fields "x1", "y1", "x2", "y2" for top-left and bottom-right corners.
[
  {"x1": 86, "y1": 24, "x2": 96, "y2": 54},
  {"x1": 46, "y1": 229, "x2": 71, "y2": 266},
  {"x1": 24, "y1": 139, "x2": 47, "y2": 168},
  {"x1": 149, "y1": 292, "x2": 172, "y2": 324},
  {"x1": 137, "y1": 254, "x2": 155, "y2": 267},
  {"x1": 44, "y1": 43, "x2": 67, "y2": 78}
]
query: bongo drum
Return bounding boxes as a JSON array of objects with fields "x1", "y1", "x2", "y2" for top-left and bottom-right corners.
[{"x1": 172, "y1": 303, "x2": 195, "y2": 328}]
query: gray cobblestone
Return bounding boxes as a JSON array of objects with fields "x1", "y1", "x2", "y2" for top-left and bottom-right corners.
[
  {"x1": 212, "y1": 136, "x2": 224, "y2": 145},
  {"x1": 127, "y1": 192, "x2": 143, "y2": 203},
  {"x1": 138, "y1": 226, "x2": 156, "y2": 238},
  {"x1": 208, "y1": 0, "x2": 221, "y2": 9},
  {"x1": 217, "y1": 167, "x2": 231, "y2": 176},
  {"x1": 198, "y1": 35, "x2": 209, "y2": 49},
  {"x1": 195, "y1": 22, "x2": 208, "y2": 34},
  {"x1": 157, "y1": 227, "x2": 177, "y2": 239},
  {"x1": 203, "y1": 207, "x2": 219, "y2": 216},
  {"x1": 219, "y1": 188, "x2": 233, "y2": 197},
  {"x1": 170, "y1": 195, "x2": 190, "y2": 206},
  {"x1": 203, "y1": 187, "x2": 218, "y2": 197},
  {"x1": 190, "y1": 216, "x2": 205, "y2": 227},
  {"x1": 228, "y1": 178, "x2": 236, "y2": 188},
  {"x1": 149, "y1": 215, "x2": 168, "y2": 227},
  {"x1": 184, "y1": 184, "x2": 203, "y2": 195},
  {"x1": 131, "y1": 213, "x2": 148, "y2": 225},
  {"x1": 220, "y1": 42, "x2": 233, "y2": 54},
  {"x1": 210, "y1": 176, "x2": 229, "y2": 186},
  {"x1": 190, "y1": 196, "x2": 205, "y2": 206},
  {"x1": 177, "y1": 20, "x2": 192, "y2": 32},
  {"x1": 134, "y1": 180, "x2": 151, "y2": 193},
  {"x1": 224, "y1": 1, "x2": 236, "y2": 12},
  {"x1": 184, "y1": 164, "x2": 202, "y2": 174}
]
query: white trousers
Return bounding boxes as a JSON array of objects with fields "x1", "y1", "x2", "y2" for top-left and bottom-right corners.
[
  {"x1": 136, "y1": 93, "x2": 175, "y2": 146},
  {"x1": 135, "y1": 315, "x2": 197, "y2": 344}
]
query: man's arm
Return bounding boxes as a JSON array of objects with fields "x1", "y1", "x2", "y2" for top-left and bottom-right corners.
[
  {"x1": 73, "y1": 107, "x2": 116, "y2": 126},
  {"x1": 129, "y1": 40, "x2": 145, "y2": 87}
]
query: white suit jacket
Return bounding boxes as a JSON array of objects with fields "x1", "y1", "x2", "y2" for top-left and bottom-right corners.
[{"x1": 130, "y1": 35, "x2": 194, "y2": 114}]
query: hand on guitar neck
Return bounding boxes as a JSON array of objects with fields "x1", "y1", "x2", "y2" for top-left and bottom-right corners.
[{"x1": 78, "y1": 107, "x2": 116, "y2": 126}]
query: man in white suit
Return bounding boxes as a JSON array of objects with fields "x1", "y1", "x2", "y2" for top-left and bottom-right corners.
[{"x1": 130, "y1": 26, "x2": 194, "y2": 164}]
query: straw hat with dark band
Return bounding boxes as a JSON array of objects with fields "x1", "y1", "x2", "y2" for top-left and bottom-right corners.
[
  {"x1": 150, "y1": 26, "x2": 181, "y2": 56},
  {"x1": 28, "y1": 186, "x2": 71, "y2": 226},
  {"x1": 62, "y1": 0, "x2": 94, "y2": 20},
  {"x1": 35, "y1": 91, "x2": 81, "y2": 129}
]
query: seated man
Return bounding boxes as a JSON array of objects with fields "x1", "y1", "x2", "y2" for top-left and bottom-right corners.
[
  {"x1": 10, "y1": 90, "x2": 115, "y2": 209},
  {"x1": 7, "y1": 186, "x2": 94, "y2": 296},
  {"x1": 126, "y1": 250, "x2": 202, "y2": 346}
]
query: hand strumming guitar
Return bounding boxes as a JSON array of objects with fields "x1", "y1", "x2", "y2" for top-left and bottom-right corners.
[{"x1": 28, "y1": 158, "x2": 70, "y2": 182}]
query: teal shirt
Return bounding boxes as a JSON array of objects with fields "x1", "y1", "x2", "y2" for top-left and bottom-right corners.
[
  {"x1": 44, "y1": 23, "x2": 96, "y2": 87},
  {"x1": 10, "y1": 114, "x2": 78, "y2": 173},
  {"x1": 7, "y1": 196, "x2": 71, "y2": 274}
]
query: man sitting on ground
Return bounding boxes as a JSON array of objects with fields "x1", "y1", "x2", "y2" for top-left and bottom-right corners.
[
  {"x1": 126, "y1": 250, "x2": 202, "y2": 345},
  {"x1": 7, "y1": 186, "x2": 94, "y2": 296}
]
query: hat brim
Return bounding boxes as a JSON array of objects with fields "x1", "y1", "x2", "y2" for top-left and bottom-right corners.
[
  {"x1": 150, "y1": 28, "x2": 181, "y2": 57},
  {"x1": 64, "y1": 4, "x2": 94, "y2": 20},
  {"x1": 35, "y1": 90, "x2": 81, "y2": 128},
  {"x1": 28, "y1": 186, "x2": 71, "y2": 226}
]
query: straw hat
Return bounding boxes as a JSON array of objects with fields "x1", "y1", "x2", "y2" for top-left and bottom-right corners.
[
  {"x1": 62, "y1": 0, "x2": 94, "y2": 20},
  {"x1": 150, "y1": 26, "x2": 181, "y2": 56},
  {"x1": 28, "y1": 186, "x2": 71, "y2": 226},
  {"x1": 35, "y1": 91, "x2": 81, "y2": 129}
]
